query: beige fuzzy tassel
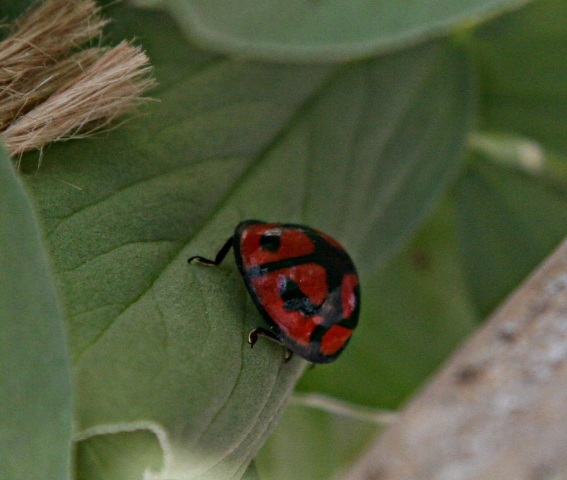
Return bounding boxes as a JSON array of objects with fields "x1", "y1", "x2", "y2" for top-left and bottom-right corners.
[{"x1": 0, "y1": 0, "x2": 155, "y2": 157}]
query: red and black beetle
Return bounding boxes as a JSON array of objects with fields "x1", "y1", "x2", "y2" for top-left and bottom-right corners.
[{"x1": 188, "y1": 220, "x2": 360, "y2": 363}]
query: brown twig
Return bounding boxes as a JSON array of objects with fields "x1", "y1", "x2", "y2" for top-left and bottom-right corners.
[{"x1": 342, "y1": 237, "x2": 567, "y2": 480}]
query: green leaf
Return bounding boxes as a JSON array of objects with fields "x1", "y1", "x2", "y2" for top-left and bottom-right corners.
[
  {"x1": 256, "y1": 394, "x2": 386, "y2": 480},
  {"x1": 242, "y1": 462, "x2": 260, "y2": 480},
  {"x1": 472, "y1": 0, "x2": 567, "y2": 155},
  {"x1": 21, "y1": 5, "x2": 475, "y2": 479},
  {"x1": 454, "y1": 157, "x2": 567, "y2": 315},
  {"x1": 76, "y1": 430, "x2": 163, "y2": 480},
  {"x1": 0, "y1": 149, "x2": 73, "y2": 479},
  {"x1": 297, "y1": 200, "x2": 479, "y2": 409},
  {"x1": 0, "y1": 1, "x2": 34, "y2": 20},
  {"x1": 163, "y1": 0, "x2": 532, "y2": 61}
]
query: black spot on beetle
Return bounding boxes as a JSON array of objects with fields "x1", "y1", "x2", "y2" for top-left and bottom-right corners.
[
  {"x1": 260, "y1": 233, "x2": 280, "y2": 252},
  {"x1": 280, "y1": 278, "x2": 320, "y2": 316}
]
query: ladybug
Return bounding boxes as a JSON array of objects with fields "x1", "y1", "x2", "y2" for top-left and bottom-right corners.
[{"x1": 188, "y1": 220, "x2": 360, "y2": 363}]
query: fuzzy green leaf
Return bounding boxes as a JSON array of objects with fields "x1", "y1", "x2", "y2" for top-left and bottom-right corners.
[
  {"x1": 76, "y1": 430, "x2": 163, "y2": 480},
  {"x1": 163, "y1": 0, "x2": 533, "y2": 61},
  {"x1": 0, "y1": 148, "x2": 73, "y2": 480}
]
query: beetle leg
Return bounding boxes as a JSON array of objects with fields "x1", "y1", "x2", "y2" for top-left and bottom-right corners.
[
  {"x1": 248, "y1": 327, "x2": 278, "y2": 346},
  {"x1": 188, "y1": 237, "x2": 233, "y2": 266},
  {"x1": 248, "y1": 327, "x2": 293, "y2": 362}
]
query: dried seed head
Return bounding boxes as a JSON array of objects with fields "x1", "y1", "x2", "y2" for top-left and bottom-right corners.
[
  {"x1": 0, "y1": 0, "x2": 105, "y2": 94},
  {"x1": 4, "y1": 42, "x2": 156, "y2": 156},
  {"x1": 0, "y1": 0, "x2": 155, "y2": 158},
  {"x1": 0, "y1": 49, "x2": 102, "y2": 130}
]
